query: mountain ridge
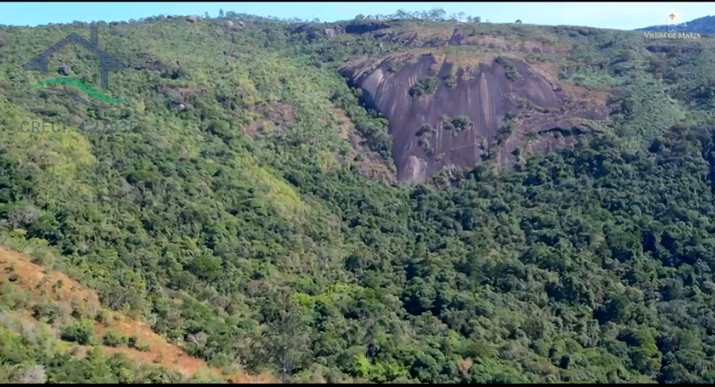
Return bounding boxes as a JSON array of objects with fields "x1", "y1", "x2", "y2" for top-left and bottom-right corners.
[
  {"x1": 637, "y1": 14, "x2": 715, "y2": 35},
  {"x1": 1, "y1": 13, "x2": 715, "y2": 383}
]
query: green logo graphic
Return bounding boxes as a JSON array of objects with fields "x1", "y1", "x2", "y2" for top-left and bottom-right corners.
[
  {"x1": 23, "y1": 24, "x2": 126, "y2": 105},
  {"x1": 32, "y1": 77, "x2": 126, "y2": 105}
]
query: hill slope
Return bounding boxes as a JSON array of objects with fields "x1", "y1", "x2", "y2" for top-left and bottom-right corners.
[
  {"x1": 0, "y1": 246, "x2": 274, "y2": 383},
  {"x1": 0, "y1": 241, "x2": 275, "y2": 382},
  {"x1": 0, "y1": 13, "x2": 715, "y2": 383},
  {"x1": 638, "y1": 15, "x2": 715, "y2": 34}
]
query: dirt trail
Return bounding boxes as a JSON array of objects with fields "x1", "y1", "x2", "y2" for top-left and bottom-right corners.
[{"x1": 0, "y1": 245, "x2": 276, "y2": 383}]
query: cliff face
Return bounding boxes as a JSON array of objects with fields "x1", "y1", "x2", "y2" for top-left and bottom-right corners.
[{"x1": 341, "y1": 52, "x2": 609, "y2": 183}]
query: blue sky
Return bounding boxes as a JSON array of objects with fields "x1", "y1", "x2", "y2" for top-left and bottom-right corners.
[{"x1": 1, "y1": 2, "x2": 714, "y2": 30}]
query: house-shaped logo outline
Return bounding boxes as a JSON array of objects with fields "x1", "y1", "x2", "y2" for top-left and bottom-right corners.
[{"x1": 23, "y1": 24, "x2": 125, "y2": 89}]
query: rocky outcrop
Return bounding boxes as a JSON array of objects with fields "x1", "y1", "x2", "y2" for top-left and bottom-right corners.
[
  {"x1": 344, "y1": 21, "x2": 390, "y2": 34},
  {"x1": 157, "y1": 84, "x2": 207, "y2": 112},
  {"x1": 341, "y1": 53, "x2": 609, "y2": 183},
  {"x1": 324, "y1": 28, "x2": 339, "y2": 38},
  {"x1": 224, "y1": 20, "x2": 245, "y2": 31},
  {"x1": 58, "y1": 64, "x2": 71, "y2": 76}
]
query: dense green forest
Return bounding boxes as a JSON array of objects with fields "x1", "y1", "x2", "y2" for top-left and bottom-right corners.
[{"x1": 1, "y1": 11, "x2": 715, "y2": 383}]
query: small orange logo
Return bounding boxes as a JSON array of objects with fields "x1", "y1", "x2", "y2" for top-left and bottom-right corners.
[{"x1": 667, "y1": 10, "x2": 680, "y2": 24}]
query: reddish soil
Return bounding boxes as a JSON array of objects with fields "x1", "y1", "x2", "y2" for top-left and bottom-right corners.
[{"x1": 0, "y1": 245, "x2": 277, "y2": 383}]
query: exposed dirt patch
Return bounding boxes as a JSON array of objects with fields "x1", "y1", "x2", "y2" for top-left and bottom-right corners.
[
  {"x1": 333, "y1": 108, "x2": 396, "y2": 184},
  {"x1": 0, "y1": 246, "x2": 101, "y2": 315},
  {"x1": 0, "y1": 245, "x2": 277, "y2": 383},
  {"x1": 96, "y1": 317, "x2": 211, "y2": 378},
  {"x1": 259, "y1": 102, "x2": 295, "y2": 130},
  {"x1": 241, "y1": 102, "x2": 296, "y2": 138}
]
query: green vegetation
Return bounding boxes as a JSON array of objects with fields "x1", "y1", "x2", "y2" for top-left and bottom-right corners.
[
  {"x1": 0, "y1": 258, "x2": 207, "y2": 383},
  {"x1": 101, "y1": 331, "x2": 128, "y2": 347},
  {"x1": 0, "y1": 12, "x2": 715, "y2": 384},
  {"x1": 0, "y1": 324, "x2": 184, "y2": 383},
  {"x1": 60, "y1": 320, "x2": 95, "y2": 345},
  {"x1": 497, "y1": 112, "x2": 519, "y2": 145},
  {"x1": 409, "y1": 77, "x2": 441, "y2": 97},
  {"x1": 562, "y1": 66, "x2": 621, "y2": 89},
  {"x1": 440, "y1": 115, "x2": 473, "y2": 135},
  {"x1": 495, "y1": 56, "x2": 522, "y2": 81}
]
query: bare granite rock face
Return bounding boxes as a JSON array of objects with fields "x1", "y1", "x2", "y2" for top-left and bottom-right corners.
[{"x1": 340, "y1": 53, "x2": 609, "y2": 183}]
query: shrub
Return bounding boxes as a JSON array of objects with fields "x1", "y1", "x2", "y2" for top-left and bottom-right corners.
[
  {"x1": 31, "y1": 303, "x2": 62, "y2": 324},
  {"x1": 440, "y1": 115, "x2": 473, "y2": 134},
  {"x1": 497, "y1": 113, "x2": 517, "y2": 143},
  {"x1": 126, "y1": 335, "x2": 149, "y2": 351},
  {"x1": 60, "y1": 320, "x2": 95, "y2": 345},
  {"x1": 6, "y1": 204, "x2": 41, "y2": 229},
  {"x1": 443, "y1": 71, "x2": 459, "y2": 88},
  {"x1": 135, "y1": 342, "x2": 150, "y2": 352},
  {"x1": 102, "y1": 331, "x2": 127, "y2": 347},
  {"x1": 94, "y1": 310, "x2": 110, "y2": 324},
  {"x1": 450, "y1": 115, "x2": 472, "y2": 132},
  {"x1": 495, "y1": 56, "x2": 521, "y2": 81},
  {"x1": 595, "y1": 294, "x2": 631, "y2": 324},
  {"x1": 409, "y1": 78, "x2": 441, "y2": 97}
]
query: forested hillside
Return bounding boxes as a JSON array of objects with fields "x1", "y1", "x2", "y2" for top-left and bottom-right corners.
[
  {"x1": 1, "y1": 12, "x2": 715, "y2": 383},
  {"x1": 639, "y1": 14, "x2": 715, "y2": 35}
]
